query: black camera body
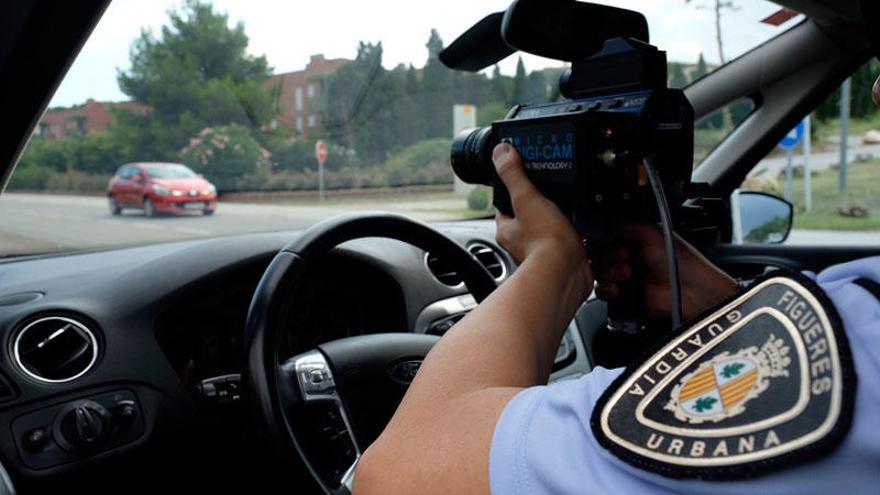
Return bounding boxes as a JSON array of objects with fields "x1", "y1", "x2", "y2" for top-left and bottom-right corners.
[
  {"x1": 444, "y1": 0, "x2": 702, "y2": 333},
  {"x1": 450, "y1": 37, "x2": 694, "y2": 238}
]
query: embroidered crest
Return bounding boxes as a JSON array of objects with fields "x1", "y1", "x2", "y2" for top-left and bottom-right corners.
[
  {"x1": 591, "y1": 271, "x2": 856, "y2": 479},
  {"x1": 665, "y1": 334, "x2": 790, "y2": 424}
]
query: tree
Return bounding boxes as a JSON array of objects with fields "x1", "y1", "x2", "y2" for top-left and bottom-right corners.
[
  {"x1": 511, "y1": 57, "x2": 528, "y2": 105},
  {"x1": 116, "y1": 0, "x2": 274, "y2": 157},
  {"x1": 422, "y1": 31, "x2": 453, "y2": 139},
  {"x1": 668, "y1": 62, "x2": 689, "y2": 89},
  {"x1": 425, "y1": 29, "x2": 444, "y2": 61},
  {"x1": 693, "y1": 53, "x2": 723, "y2": 129},
  {"x1": 490, "y1": 65, "x2": 508, "y2": 104},
  {"x1": 685, "y1": 0, "x2": 740, "y2": 65},
  {"x1": 526, "y1": 71, "x2": 548, "y2": 104}
]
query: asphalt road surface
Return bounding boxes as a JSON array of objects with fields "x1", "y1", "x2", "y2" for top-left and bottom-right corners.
[
  {"x1": 0, "y1": 193, "x2": 469, "y2": 255},
  {"x1": 0, "y1": 193, "x2": 878, "y2": 256}
]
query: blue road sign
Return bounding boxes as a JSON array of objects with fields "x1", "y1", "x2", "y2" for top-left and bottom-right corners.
[{"x1": 778, "y1": 120, "x2": 805, "y2": 150}]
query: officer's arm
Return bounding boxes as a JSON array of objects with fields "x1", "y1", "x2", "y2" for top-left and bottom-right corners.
[{"x1": 354, "y1": 143, "x2": 592, "y2": 495}]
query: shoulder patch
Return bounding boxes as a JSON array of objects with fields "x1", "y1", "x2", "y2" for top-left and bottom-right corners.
[{"x1": 591, "y1": 271, "x2": 856, "y2": 479}]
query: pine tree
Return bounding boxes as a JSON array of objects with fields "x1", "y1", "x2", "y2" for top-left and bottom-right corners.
[{"x1": 511, "y1": 57, "x2": 528, "y2": 105}]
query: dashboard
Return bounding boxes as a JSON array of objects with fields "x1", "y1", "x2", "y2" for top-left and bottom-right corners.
[{"x1": 0, "y1": 220, "x2": 594, "y2": 491}]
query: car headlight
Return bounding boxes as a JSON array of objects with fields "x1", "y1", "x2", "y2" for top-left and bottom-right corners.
[
  {"x1": 171, "y1": 190, "x2": 183, "y2": 197},
  {"x1": 152, "y1": 184, "x2": 171, "y2": 196},
  {"x1": 202, "y1": 185, "x2": 216, "y2": 195}
]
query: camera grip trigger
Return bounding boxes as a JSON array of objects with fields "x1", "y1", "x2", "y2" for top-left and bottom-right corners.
[
  {"x1": 492, "y1": 185, "x2": 514, "y2": 217},
  {"x1": 606, "y1": 243, "x2": 647, "y2": 333}
]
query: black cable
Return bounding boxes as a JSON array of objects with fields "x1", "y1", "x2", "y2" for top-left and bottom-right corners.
[{"x1": 642, "y1": 157, "x2": 683, "y2": 330}]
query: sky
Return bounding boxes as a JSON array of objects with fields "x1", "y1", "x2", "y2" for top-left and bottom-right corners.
[{"x1": 50, "y1": 0, "x2": 800, "y2": 107}]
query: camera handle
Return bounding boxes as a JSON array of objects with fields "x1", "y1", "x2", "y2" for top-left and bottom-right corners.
[{"x1": 605, "y1": 242, "x2": 648, "y2": 334}]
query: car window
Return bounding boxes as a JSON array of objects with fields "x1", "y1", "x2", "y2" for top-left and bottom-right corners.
[
  {"x1": 737, "y1": 59, "x2": 880, "y2": 246},
  {"x1": 695, "y1": 97, "x2": 756, "y2": 165},
  {"x1": 144, "y1": 165, "x2": 197, "y2": 179},
  {"x1": 0, "y1": 0, "x2": 797, "y2": 257}
]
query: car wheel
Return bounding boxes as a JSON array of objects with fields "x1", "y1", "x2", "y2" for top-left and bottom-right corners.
[
  {"x1": 144, "y1": 197, "x2": 156, "y2": 217},
  {"x1": 202, "y1": 209, "x2": 214, "y2": 216},
  {"x1": 108, "y1": 195, "x2": 121, "y2": 216}
]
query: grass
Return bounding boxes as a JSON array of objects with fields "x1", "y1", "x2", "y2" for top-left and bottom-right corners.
[
  {"x1": 814, "y1": 113, "x2": 880, "y2": 143},
  {"x1": 766, "y1": 158, "x2": 880, "y2": 230}
]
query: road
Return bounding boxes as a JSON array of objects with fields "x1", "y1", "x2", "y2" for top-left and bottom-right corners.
[
  {"x1": 0, "y1": 193, "x2": 469, "y2": 254},
  {"x1": 0, "y1": 193, "x2": 877, "y2": 255}
]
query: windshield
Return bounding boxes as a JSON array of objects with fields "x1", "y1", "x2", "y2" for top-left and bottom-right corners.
[
  {"x1": 144, "y1": 165, "x2": 198, "y2": 179},
  {"x1": 0, "y1": 0, "x2": 797, "y2": 256}
]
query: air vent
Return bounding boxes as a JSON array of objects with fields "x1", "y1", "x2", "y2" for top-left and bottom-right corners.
[
  {"x1": 425, "y1": 252, "x2": 464, "y2": 287},
  {"x1": 13, "y1": 316, "x2": 99, "y2": 383},
  {"x1": 468, "y1": 243, "x2": 506, "y2": 280},
  {"x1": 425, "y1": 242, "x2": 507, "y2": 287}
]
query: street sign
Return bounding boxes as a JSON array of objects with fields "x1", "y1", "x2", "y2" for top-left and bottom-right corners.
[
  {"x1": 778, "y1": 120, "x2": 805, "y2": 150},
  {"x1": 315, "y1": 140, "x2": 328, "y2": 164}
]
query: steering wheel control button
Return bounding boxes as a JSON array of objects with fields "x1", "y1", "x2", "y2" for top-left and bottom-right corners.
[
  {"x1": 294, "y1": 351, "x2": 338, "y2": 399},
  {"x1": 12, "y1": 389, "x2": 145, "y2": 469}
]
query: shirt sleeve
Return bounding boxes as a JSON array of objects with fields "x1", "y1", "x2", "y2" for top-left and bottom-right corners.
[{"x1": 489, "y1": 366, "x2": 633, "y2": 495}]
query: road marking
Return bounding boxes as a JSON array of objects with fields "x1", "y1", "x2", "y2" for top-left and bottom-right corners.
[{"x1": 173, "y1": 227, "x2": 211, "y2": 235}]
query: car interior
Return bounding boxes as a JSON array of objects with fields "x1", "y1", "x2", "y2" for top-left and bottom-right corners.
[{"x1": 0, "y1": 0, "x2": 877, "y2": 494}]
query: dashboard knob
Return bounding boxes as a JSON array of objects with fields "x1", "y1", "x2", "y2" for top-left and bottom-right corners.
[{"x1": 54, "y1": 400, "x2": 112, "y2": 452}]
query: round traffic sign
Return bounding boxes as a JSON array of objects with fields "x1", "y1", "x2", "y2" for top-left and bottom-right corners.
[
  {"x1": 778, "y1": 120, "x2": 805, "y2": 150},
  {"x1": 315, "y1": 140, "x2": 328, "y2": 163}
]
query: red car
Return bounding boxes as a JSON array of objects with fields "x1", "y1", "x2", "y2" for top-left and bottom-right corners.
[{"x1": 107, "y1": 162, "x2": 217, "y2": 217}]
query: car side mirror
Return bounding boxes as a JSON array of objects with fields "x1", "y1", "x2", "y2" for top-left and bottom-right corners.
[{"x1": 730, "y1": 190, "x2": 793, "y2": 244}]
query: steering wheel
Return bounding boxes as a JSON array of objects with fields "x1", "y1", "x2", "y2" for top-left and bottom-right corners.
[{"x1": 243, "y1": 212, "x2": 498, "y2": 494}]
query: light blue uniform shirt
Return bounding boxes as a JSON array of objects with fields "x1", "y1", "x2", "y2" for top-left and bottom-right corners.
[{"x1": 490, "y1": 257, "x2": 880, "y2": 495}]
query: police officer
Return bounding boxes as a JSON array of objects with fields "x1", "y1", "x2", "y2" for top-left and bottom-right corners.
[{"x1": 353, "y1": 80, "x2": 880, "y2": 494}]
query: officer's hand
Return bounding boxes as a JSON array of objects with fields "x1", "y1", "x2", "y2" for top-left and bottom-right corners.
[
  {"x1": 492, "y1": 143, "x2": 592, "y2": 295},
  {"x1": 593, "y1": 223, "x2": 737, "y2": 322}
]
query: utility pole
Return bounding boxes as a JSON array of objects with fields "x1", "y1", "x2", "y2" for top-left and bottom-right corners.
[
  {"x1": 803, "y1": 115, "x2": 812, "y2": 213},
  {"x1": 839, "y1": 78, "x2": 851, "y2": 193}
]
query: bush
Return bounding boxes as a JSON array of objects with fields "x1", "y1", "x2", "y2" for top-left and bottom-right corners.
[
  {"x1": 265, "y1": 137, "x2": 355, "y2": 173},
  {"x1": 64, "y1": 133, "x2": 125, "y2": 175},
  {"x1": 16, "y1": 138, "x2": 72, "y2": 172},
  {"x1": 385, "y1": 138, "x2": 451, "y2": 170},
  {"x1": 44, "y1": 171, "x2": 110, "y2": 193},
  {"x1": 467, "y1": 186, "x2": 492, "y2": 211},
  {"x1": 179, "y1": 124, "x2": 270, "y2": 191},
  {"x1": 7, "y1": 164, "x2": 54, "y2": 190}
]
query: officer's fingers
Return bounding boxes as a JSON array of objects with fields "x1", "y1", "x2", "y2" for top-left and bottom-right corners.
[
  {"x1": 595, "y1": 282, "x2": 619, "y2": 301},
  {"x1": 492, "y1": 143, "x2": 539, "y2": 213},
  {"x1": 495, "y1": 211, "x2": 517, "y2": 250}
]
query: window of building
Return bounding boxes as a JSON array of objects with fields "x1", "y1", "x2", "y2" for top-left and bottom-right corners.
[
  {"x1": 308, "y1": 114, "x2": 316, "y2": 128},
  {"x1": 296, "y1": 116, "x2": 303, "y2": 132},
  {"x1": 307, "y1": 84, "x2": 315, "y2": 98},
  {"x1": 295, "y1": 86, "x2": 303, "y2": 111}
]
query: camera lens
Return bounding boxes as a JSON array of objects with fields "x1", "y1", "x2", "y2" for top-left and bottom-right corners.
[{"x1": 450, "y1": 127, "x2": 493, "y2": 186}]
